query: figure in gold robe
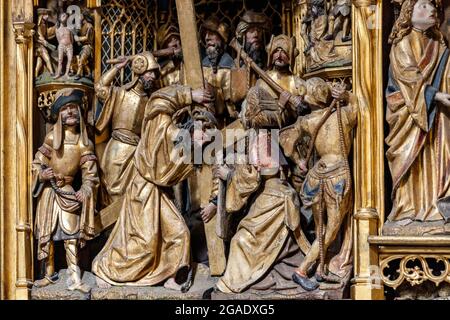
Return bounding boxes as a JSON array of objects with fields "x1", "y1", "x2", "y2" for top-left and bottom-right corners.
[
  {"x1": 32, "y1": 89, "x2": 99, "y2": 292},
  {"x1": 95, "y1": 52, "x2": 159, "y2": 207},
  {"x1": 92, "y1": 84, "x2": 216, "y2": 291},
  {"x1": 383, "y1": 0, "x2": 450, "y2": 235},
  {"x1": 215, "y1": 133, "x2": 310, "y2": 294}
]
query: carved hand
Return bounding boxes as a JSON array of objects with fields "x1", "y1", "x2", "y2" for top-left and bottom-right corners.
[
  {"x1": 331, "y1": 85, "x2": 349, "y2": 102},
  {"x1": 213, "y1": 165, "x2": 231, "y2": 181},
  {"x1": 192, "y1": 87, "x2": 215, "y2": 105},
  {"x1": 40, "y1": 168, "x2": 55, "y2": 181},
  {"x1": 278, "y1": 91, "x2": 292, "y2": 109},
  {"x1": 201, "y1": 202, "x2": 217, "y2": 223},
  {"x1": 435, "y1": 92, "x2": 450, "y2": 107},
  {"x1": 115, "y1": 56, "x2": 129, "y2": 70},
  {"x1": 75, "y1": 190, "x2": 86, "y2": 203}
]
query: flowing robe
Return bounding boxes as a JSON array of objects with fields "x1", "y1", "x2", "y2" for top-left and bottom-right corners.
[
  {"x1": 92, "y1": 85, "x2": 196, "y2": 286},
  {"x1": 216, "y1": 164, "x2": 307, "y2": 293},
  {"x1": 385, "y1": 30, "x2": 450, "y2": 222}
]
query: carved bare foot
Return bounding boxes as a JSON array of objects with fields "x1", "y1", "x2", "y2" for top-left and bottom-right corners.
[
  {"x1": 68, "y1": 282, "x2": 91, "y2": 294},
  {"x1": 164, "y1": 277, "x2": 182, "y2": 291},
  {"x1": 95, "y1": 275, "x2": 112, "y2": 289}
]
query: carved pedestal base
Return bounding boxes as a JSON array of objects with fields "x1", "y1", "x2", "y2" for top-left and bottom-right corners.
[
  {"x1": 211, "y1": 271, "x2": 352, "y2": 300},
  {"x1": 369, "y1": 236, "x2": 450, "y2": 299},
  {"x1": 91, "y1": 265, "x2": 217, "y2": 300}
]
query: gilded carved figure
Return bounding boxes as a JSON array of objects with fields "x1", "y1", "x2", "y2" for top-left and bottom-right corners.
[
  {"x1": 156, "y1": 23, "x2": 185, "y2": 87},
  {"x1": 92, "y1": 79, "x2": 217, "y2": 291},
  {"x1": 95, "y1": 52, "x2": 159, "y2": 208},
  {"x1": 54, "y1": 12, "x2": 75, "y2": 79},
  {"x1": 284, "y1": 78, "x2": 355, "y2": 291},
  {"x1": 74, "y1": 10, "x2": 94, "y2": 80},
  {"x1": 35, "y1": 8, "x2": 56, "y2": 78},
  {"x1": 383, "y1": 0, "x2": 450, "y2": 235},
  {"x1": 32, "y1": 89, "x2": 99, "y2": 293}
]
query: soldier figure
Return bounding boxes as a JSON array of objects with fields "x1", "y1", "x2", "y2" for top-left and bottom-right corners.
[
  {"x1": 35, "y1": 8, "x2": 56, "y2": 78},
  {"x1": 32, "y1": 89, "x2": 99, "y2": 292},
  {"x1": 74, "y1": 10, "x2": 94, "y2": 79},
  {"x1": 95, "y1": 52, "x2": 160, "y2": 208}
]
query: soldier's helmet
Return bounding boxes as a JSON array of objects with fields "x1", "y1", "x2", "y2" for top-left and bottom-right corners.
[
  {"x1": 131, "y1": 51, "x2": 160, "y2": 75},
  {"x1": 266, "y1": 34, "x2": 300, "y2": 72},
  {"x1": 156, "y1": 23, "x2": 180, "y2": 49},
  {"x1": 235, "y1": 10, "x2": 272, "y2": 44},
  {"x1": 200, "y1": 16, "x2": 231, "y2": 44}
]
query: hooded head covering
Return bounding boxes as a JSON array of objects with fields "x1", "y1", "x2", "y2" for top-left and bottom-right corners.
[
  {"x1": 266, "y1": 34, "x2": 300, "y2": 72},
  {"x1": 51, "y1": 88, "x2": 89, "y2": 150},
  {"x1": 235, "y1": 10, "x2": 272, "y2": 45},
  {"x1": 156, "y1": 23, "x2": 180, "y2": 49},
  {"x1": 200, "y1": 16, "x2": 230, "y2": 44}
]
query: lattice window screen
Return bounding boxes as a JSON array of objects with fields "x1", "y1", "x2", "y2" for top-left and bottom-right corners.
[
  {"x1": 101, "y1": 0, "x2": 156, "y2": 86},
  {"x1": 101, "y1": 0, "x2": 284, "y2": 86}
]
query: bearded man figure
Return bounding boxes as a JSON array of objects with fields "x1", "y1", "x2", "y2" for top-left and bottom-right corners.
[
  {"x1": 32, "y1": 89, "x2": 99, "y2": 292},
  {"x1": 95, "y1": 52, "x2": 159, "y2": 207},
  {"x1": 235, "y1": 10, "x2": 272, "y2": 70}
]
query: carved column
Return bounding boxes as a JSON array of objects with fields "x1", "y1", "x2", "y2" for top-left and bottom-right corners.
[
  {"x1": 0, "y1": 0, "x2": 35, "y2": 300},
  {"x1": 351, "y1": 0, "x2": 385, "y2": 300}
]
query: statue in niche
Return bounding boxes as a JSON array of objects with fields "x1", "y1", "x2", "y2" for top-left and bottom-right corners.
[
  {"x1": 54, "y1": 12, "x2": 75, "y2": 79},
  {"x1": 324, "y1": 0, "x2": 352, "y2": 42},
  {"x1": 35, "y1": 8, "x2": 56, "y2": 78},
  {"x1": 285, "y1": 78, "x2": 355, "y2": 291},
  {"x1": 32, "y1": 89, "x2": 99, "y2": 292},
  {"x1": 299, "y1": 0, "x2": 352, "y2": 72},
  {"x1": 74, "y1": 9, "x2": 94, "y2": 80},
  {"x1": 383, "y1": 0, "x2": 450, "y2": 236}
]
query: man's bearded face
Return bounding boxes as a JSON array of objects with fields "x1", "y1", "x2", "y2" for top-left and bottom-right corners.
[
  {"x1": 60, "y1": 104, "x2": 81, "y2": 126},
  {"x1": 205, "y1": 32, "x2": 224, "y2": 61},
  {"x1": 166, "y1": 35, "x2": 183, "y2": 60},
  {"x1": 244, "y1": 27, "x2": 266, "y2": 68},
  {"x1": 140, "y1": 70, "x2": 159, "y2": 93},
  {"x1": 272, "y1": 48, "x2": 290, "y2": 69}
]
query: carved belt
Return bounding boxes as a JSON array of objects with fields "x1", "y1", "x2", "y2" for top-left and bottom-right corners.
[{"x1": 111, "y1": 129, "x2": 140, "y2": 146}]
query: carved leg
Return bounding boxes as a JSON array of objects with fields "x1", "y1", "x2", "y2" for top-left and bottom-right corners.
[
  {"x1": 65, "y1": 46, "x2": 73, "y2": 77},
  {"x1": 42, "y1": 50, "x2": 55, "y2": 75},
  {"x1": 324, "y1": 16, "x2": 336, "y2": 40},
  {"x1": 204, "y1": 213, "x2": 227, "y2": 276},
  {"x1": 34, "y1": 242, "x2": 58, "y2": 287},
  {"x1": 35, "y1": 57, "x2": 43, "y2": 78},
  {"x1": 341, "y1": 17, "x2": 351, "y2": 42},
  {"x1": 64, "y1": 239, "x2": 90, "y2": 293},
  {"x1": 54, "y1": 46, "x2": 64, "y2": 79}
]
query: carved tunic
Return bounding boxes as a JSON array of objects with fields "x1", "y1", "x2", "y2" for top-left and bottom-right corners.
[
  {"x1": 95, "y1": 75, "x2": 149, "y2": 204},
  {"x1": 32, "y1": 131, "x2": 99, "y2": 261}
]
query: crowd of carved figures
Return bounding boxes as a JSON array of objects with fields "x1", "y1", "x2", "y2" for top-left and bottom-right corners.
[{"x1": 30, "y1": 0, "x2": 449, "y2": 298}]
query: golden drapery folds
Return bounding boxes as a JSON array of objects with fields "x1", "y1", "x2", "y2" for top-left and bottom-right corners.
[
  {"x1": 92, "y1": 85, "x2": 195, "y2": 286},
  {"x1": 385, "y1": 29, "x2": 450, "y2": 224},
  {"x1": 216, "y1": 164, "x2": 306, "y2": 294}
]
